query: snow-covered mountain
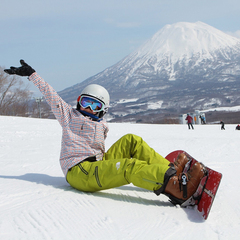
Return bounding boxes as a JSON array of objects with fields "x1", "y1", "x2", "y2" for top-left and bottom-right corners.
[{"x1": 59, "y1": 21, "x2": 240, "y2": 122}]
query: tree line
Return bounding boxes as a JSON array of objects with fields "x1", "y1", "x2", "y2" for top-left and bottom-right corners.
[{"x1": 0, "y1": 66, "x2": 54, "y2": 118}]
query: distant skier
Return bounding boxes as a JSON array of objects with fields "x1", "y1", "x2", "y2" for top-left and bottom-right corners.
[
  {"x1": 202, "y1": 116, "x2": 206, "y2": 124},
  {"x1": 236, "y1": 125, "x2": 240, "y2": 130},
  {"x1": 4, "y1": 60, "x2": 205, "y2": 206},
  {"x1": 185, "y1": 114, "x2": 194, "y2": 130},
  {"x1": 199, "y1": 115, "x2": 206, "y2": 124},
  {"x1": 220, "y1": 120, "x2": 225, "y2": 130}
]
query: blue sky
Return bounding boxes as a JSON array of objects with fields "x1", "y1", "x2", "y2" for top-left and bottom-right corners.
[{"x1": 1, "y1": 0, "x2": 240, "y2": 95}]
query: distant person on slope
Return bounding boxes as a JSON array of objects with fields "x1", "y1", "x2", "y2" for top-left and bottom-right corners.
[
  {"x1": 185, "y1": 114, "x2": 194, "y2": 130},
  {"x1": 4, "y1": 60, "x2": 204, "y2": 206},
  {"x1": 220, "y1": 120, "x2": 225, "y2": 130},
  {"x1": 199, "y1": 115, "x2": 206, "y2": 124}
]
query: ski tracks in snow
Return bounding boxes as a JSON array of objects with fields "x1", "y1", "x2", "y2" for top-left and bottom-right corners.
[{"x1": 1, "y1": 117, "x2": 239, "y2": 239}]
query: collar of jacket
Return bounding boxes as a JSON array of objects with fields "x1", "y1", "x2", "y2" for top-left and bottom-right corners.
[{"x1": 78, "y1": 109, "x2": 103, "y2": 122}]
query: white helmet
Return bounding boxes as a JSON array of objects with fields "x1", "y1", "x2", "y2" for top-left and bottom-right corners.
[
  {"x1": 77, "y1": 84, "x2": 110, "y2": 118},
  {"x1": 79, "y1": 84, "x2": 110, "y2": 107}
]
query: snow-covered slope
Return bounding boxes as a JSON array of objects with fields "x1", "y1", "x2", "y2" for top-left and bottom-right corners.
[
  {"x1": 58, "y1": 21, "x2": 240, "y2": 123},
  {"x1": 0, "y1": 116, "x2": 239, "y2": 239}
]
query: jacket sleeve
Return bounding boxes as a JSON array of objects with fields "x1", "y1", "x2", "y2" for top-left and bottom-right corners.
[
  {"x1": 28, "y1": 72, "x2": 72, "y2": 127},
  {"x1": 102, "y1": 119, "x2": 109, "y2": 139}
]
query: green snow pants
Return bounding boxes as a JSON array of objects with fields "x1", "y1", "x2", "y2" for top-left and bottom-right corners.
[{"x1": 67, "y1": 134, "x2": 170, "y2": 193}]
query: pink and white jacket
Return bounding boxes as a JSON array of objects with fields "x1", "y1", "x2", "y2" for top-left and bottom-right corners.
[{"x1": 29, "y1": 73, "x2": 109, "y2": 177}]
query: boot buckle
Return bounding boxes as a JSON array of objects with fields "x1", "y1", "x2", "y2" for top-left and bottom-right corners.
[{"x1": 180, "y1": 173, "x2": 188, "y2": 198}]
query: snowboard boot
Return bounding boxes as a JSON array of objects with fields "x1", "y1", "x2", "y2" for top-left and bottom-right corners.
[
  {"x1": 163, "y1": 161, "x2": 205, "y2": 205},
  {"x1": 169, "y1": 153, "x2": 189, "y2": 176}
]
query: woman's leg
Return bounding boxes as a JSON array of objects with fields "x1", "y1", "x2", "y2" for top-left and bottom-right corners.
[
  {"x1": 67, "y1": 157, "x2": 170, "y2": 192},
  {"x1": 67, "y1": 134, "x2": 170, "y2": 192},
  {"x1": 104, "y1": 134, "x2": 170, "y2": 166}
]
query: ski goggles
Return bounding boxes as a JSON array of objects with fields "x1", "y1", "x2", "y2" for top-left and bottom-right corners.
[{"x1": 79, "y1": 95, "x2": 105, "y2": 112}]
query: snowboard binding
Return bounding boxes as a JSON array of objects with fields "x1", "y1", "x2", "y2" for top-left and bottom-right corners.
[
  {"x1": 164, "y1": 150, "x2": 222, "y2": 219},
  {"x1": 168, "y1": 158, "x2": 208, "y2": 206}
]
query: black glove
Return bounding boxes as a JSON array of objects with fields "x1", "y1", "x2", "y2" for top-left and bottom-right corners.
[{"x1": 4, "y1": 59, "x2": 35, "y2": 76}]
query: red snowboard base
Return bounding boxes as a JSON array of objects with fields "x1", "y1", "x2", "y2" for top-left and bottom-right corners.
[{"x1": 165, "y1": 150, "x2": 222, "y2": 220}]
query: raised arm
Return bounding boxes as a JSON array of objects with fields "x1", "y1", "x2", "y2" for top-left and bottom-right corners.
[{"x1": 4, "y1": 60, "x2": 72, "y2": 127}]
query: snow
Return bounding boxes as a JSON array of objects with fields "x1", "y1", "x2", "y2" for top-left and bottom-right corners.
[
  {"x1": 148, "y1": 100, "x2": 164, "y2": 110},
  {"x1": 114, "y1": 21, "x2": 240, "y2": 83},
  {"x1": 115, "y1": 98, "x2": 139, "y2": 104},
  {"x1": 0, "y1": 116, "x2": 239, "y2": 239},
  {"x1": 137, "y1": 21, "x2": 240, "y2": 63},
  {"x1": 202, "y1": 105, "x2": 240, "y2": 113}
]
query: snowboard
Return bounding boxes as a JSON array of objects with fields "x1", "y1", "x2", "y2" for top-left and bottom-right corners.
[{"x1": 165, "y1": 150, "x2": 222, "y2": 220}]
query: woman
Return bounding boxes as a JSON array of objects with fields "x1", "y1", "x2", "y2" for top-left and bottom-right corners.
[{"x1": 4, "y1": 60, "x2": 204, "y2": 205}]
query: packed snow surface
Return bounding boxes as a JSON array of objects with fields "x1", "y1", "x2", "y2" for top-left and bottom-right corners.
[{"x1": 0, "y1": 116, "x2": 239, "y2": 239}]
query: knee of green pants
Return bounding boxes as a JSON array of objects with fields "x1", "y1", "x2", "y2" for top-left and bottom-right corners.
[
  {"x1": 125, "y1": 159, "x2": 170, "y2": 191},
  {"x1": 104, "y1": 133, "x2": 170, "y2": 166}
]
